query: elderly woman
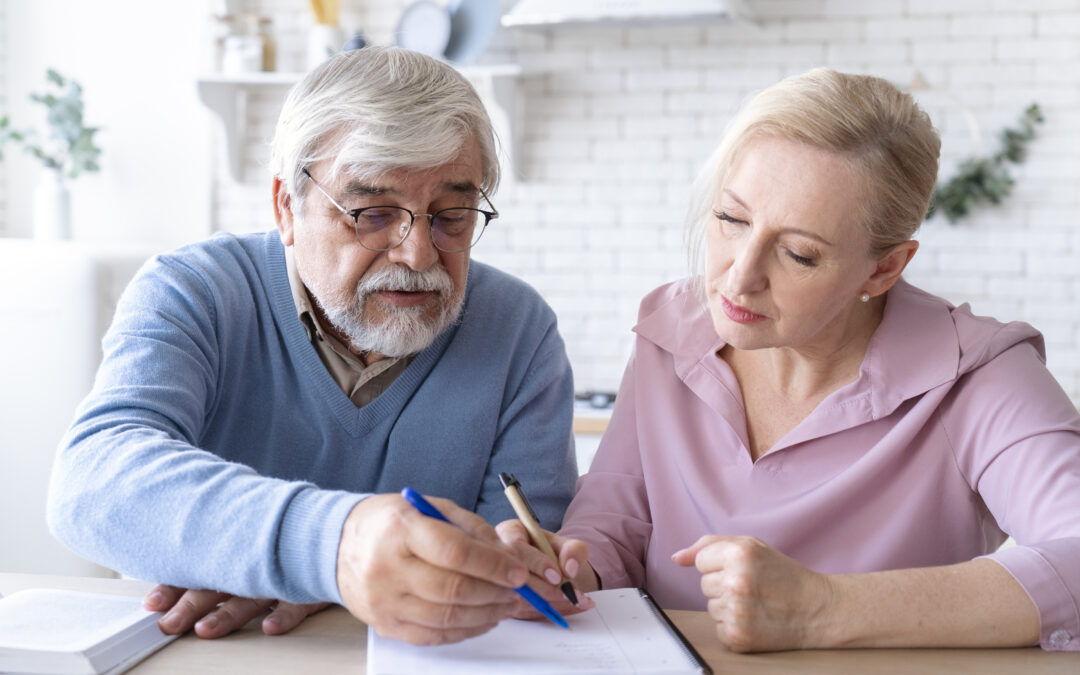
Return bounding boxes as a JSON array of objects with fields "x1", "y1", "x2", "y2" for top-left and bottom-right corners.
[{"x1": 503, "y1": 68, "x2": 1080, "y2": 652}]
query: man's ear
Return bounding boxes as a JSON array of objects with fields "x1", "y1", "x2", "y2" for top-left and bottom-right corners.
[
  {"x1": 273, "y1": 177, "x2": 295, "y2": 246},
  {"x1": 865, "y1": 240, "x2": 919, "y2": 298}
]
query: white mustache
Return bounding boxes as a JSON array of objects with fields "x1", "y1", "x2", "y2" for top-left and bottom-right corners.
[{"x1": 356, "y1": 265, "x2": 454, "y2": 298}]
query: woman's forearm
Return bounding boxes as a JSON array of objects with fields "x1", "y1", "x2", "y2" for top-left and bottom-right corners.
[{"x1": 819, "y1": 558, "x2": 1040, "y2": 648}]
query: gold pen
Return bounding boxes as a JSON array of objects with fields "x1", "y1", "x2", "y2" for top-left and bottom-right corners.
[{"x1": 499, "y1": 472, "x2": 579, "y2": 606}]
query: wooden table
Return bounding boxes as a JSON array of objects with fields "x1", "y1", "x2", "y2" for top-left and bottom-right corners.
[{"x1": 3, "y1": 573, "x2": 1077, "y2": 673}]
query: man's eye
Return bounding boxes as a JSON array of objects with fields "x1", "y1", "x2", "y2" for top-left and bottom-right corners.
[
  {"x1": 357, "y1": 208, "x2": 403, "y2": 229},
  {"x1": 434, "y1": 210, "x2": 476, "y2": 235}
]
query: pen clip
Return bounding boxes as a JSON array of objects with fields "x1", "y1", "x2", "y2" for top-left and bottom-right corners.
[{"x1": 499, "y1": 472, "x2": 539, "y2": 523}]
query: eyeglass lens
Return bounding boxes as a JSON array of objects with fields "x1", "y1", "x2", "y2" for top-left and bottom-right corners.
[{"x1": 354, "y1": 207, "x2": 488, "y2": 252}]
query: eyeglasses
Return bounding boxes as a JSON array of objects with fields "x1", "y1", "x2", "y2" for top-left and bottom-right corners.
[{"x1": 301, "y1": 168, "x2": 498, "y2": 253}]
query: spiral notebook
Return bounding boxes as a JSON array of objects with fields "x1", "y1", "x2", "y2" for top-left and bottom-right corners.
[{"x1": 367, "y1": 588, "x2": 711, "y2": 674}]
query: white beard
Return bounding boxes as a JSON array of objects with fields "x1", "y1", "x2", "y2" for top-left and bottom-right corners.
[{"x1": 311, "y1": 264, "x2": 464, "y2": 358}]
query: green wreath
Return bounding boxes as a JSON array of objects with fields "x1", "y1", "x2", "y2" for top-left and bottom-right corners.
[{"x1": 927, "y1": 104, "x2": 1044, "y2": 224}]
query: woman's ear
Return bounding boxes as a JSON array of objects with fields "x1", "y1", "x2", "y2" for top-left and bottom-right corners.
[
  {"x1": 866, "y1": 240, "x2": 919, "y2": 297},
  {"x1": 273, "y1": 177, "x2": 295, "y2": 245}
]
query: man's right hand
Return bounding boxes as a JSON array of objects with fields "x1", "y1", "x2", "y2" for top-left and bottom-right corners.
[{"x1": 336, "y1": 493, "x2": 529, "y2": 645}]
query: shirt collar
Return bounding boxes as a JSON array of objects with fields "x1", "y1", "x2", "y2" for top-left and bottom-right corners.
[
  {"x1": 632, "y1": 282, "x2": 724, "y2": 378},
  {"x1": 633, "y1": 278, "x2": 963, "y2": 419},
  {"x1": 858, "y1": 278, "x2": 959, "y2": 418},
  {"x1": 284, "y1": 245, "x2": 324, "y2": 343},
  {"x1": 284, "y1": 245, "x2": 384, "y2": 369}
]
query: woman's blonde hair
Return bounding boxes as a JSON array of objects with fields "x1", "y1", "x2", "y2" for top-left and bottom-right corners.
[{"x1": 687, "y1": 68, "x2": 940, "y2": 278}]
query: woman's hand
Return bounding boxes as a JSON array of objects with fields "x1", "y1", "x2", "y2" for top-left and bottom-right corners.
[
  {"x1": 495, "y1": 520, "x2": 597, "y2": 618},
  {"x1": 143, "y1": 584, "x2": 330, "y2": 638},
  {"x1": 672, "y1": 535, "x2": 833, "y2": 653}
]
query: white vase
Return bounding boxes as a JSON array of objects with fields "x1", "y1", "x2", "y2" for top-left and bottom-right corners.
[{"x1": 33, "y1": 167, "x2": 72, "y2": 240}]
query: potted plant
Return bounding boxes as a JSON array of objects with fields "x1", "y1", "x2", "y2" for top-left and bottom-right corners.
[{"x1": 0, "y1": 69, "x2": 102, "y2": 239}]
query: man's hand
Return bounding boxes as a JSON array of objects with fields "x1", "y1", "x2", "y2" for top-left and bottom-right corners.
[
  {"x1": 495, "y1": 519, "x2": 596, "y2": 619},
  {"x1": 336, "y1": 493, "x2": 530, "y2": 646},
  {"x1": 143, "y1": 585, "x2": 328, "y2": 638},
  {"x1": 672, "y1": 535, "x2": 833, "y2": 653}
]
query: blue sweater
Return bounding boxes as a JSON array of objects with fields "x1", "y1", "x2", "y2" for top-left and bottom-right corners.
[{"x1": 47, "y1": 232, "x2": 577, "y2": 604}]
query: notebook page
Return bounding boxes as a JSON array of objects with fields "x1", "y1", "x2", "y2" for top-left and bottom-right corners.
[
  {"x1": 592, "y1": 589, "x2": 699, "y2": 670},
  {"x1": 368, "y1": 588, "x2": 700, "y2": 674}
]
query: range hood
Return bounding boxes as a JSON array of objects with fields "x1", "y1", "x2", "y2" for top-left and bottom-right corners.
[{"x1": 501, "y1": 0, "x2": 752, "y2": 28}]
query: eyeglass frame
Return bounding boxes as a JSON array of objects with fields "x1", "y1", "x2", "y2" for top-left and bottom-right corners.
[{"x1": 300, "y1": 168, "x2": 499, "y2": 253}]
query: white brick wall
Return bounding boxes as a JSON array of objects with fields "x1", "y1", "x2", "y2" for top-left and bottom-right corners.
[
  {"x1": 212, "y1": 0, "x2": 1080, "y2": 404},
  {"x1": 0, "y1": 0, "x2": 7, "y2": 237}
]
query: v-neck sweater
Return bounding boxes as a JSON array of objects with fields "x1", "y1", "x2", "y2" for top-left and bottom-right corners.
[{"x1": 48, "y1": 231, "x2": 577, "y2": 605}]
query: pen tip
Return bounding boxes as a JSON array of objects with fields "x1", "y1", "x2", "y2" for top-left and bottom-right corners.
[
  {"x1": 546, "y1": 607, "x2": 570, "y2": 629},
  {"x1": 560, "y1": 581, "x2": 579, "y2": 606}
]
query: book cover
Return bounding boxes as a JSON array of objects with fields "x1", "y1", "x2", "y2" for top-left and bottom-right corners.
[{"x1": 0, "y1": 588, "x2": 179, "y2": 675}]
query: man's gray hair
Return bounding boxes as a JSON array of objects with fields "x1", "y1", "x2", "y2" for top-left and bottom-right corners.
[{"x1": 270, "y1": 46, "x2": 500, "y2": 210}]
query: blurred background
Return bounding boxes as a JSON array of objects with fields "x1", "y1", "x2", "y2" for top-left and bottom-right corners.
[{"x1": 1, "y1": 0, "x2": 1078, "y2": 576}]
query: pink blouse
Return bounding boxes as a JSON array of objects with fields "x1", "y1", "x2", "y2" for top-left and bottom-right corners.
[{"x1": 560, "y1": 278, "x2": 1080, "y2": 651}]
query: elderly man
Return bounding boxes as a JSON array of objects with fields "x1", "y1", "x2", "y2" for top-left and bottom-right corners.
[{"x1": 47, "y1": 47, "x2": 576, "y2": 646}]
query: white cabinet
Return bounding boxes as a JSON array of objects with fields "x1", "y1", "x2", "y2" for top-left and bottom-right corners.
[{"x1": 0, "y1": 240, "x2": 154, "y2": 576}]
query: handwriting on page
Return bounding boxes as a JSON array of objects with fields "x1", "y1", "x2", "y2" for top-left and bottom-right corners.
[
  {"x1": 370, "y1": 611, "x2": 633, "y2": 673},
  {"x1": 368, "y1": 589, "x2": 699, "y2": 674}
]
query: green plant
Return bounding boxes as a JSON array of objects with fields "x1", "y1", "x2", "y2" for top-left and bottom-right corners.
[
  {"x1": 0, "y1": 69, "x2": 102, "y2": 179},
  {"x1": 928, "y1": 104, "x2": 1044, "y2": 224}
]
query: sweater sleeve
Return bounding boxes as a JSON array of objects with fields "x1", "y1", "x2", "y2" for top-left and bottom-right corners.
[
  {"x1": 945, "y1": 341, "x2": 1080, "y2": 651},
  {"x1": 475, "y1": 318, "x2": 577, "y2": 531},
  {"x1": 558, "y1": 349, "x2": 652, "y2": 590},
  {"x1": 46, "y1": 254, "x2": 361, "y2": 605}
]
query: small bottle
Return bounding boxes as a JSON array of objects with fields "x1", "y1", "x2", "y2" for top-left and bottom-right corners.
[
  {"x1": 209, "y1": 14, "x2": 237, "y2": 73},
  {"x1": 256, "y1": 16, "x2": 276, "y2": 72},
  {"x1": 222, "y1": 15, "x2": 264, "y2": 74}
]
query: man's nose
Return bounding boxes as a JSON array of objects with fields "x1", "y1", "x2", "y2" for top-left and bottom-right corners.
[{"x1": 386, "y1": 216, "x2": 439, "y2": 271}]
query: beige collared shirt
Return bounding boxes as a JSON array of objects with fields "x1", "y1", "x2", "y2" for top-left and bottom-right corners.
[{"x1": 284, "y1": 247, "x2": 409, "y2": 408}]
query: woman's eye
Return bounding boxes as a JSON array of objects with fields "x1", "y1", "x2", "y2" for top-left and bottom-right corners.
[
  {"x1": 714, "y1": 210, "x2": 745, "y2": 225},
  {"x1": 786, "y1": 250, "x2": 817, "y2": 267},
  {"x1": 714, "y1": 211, "x2": 748, "y2": 235}
]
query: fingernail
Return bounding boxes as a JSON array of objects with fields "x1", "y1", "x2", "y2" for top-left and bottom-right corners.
[
  {"x1": 145, "y1": 590, "x2": 163, "y2": 607},
  {"x1": 565, "y1": 559, "x2": 579, "y2": 578},
  {"x1": 160, "y1": 611, "x2": 180, "y2": 630},
  {"x1": 197, "y1": 614, "x2": 219, "y2": 630},
  {"x1": 544, "y1": 568, "x2": 561, "y2": 584}
]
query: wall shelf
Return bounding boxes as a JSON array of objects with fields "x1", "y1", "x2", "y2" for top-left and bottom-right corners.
[{"x1": 197, "y1": 65, "x2": 522, "y2": 183}]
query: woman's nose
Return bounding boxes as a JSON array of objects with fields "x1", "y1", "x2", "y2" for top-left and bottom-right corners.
[{"x1": 726, "y1": 239, "x2": 768, "y2": 297}]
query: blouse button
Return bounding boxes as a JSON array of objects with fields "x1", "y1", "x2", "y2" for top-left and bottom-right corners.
[{"x1": 1048, "y1": 629, "x2": 1071, "y2": 649}]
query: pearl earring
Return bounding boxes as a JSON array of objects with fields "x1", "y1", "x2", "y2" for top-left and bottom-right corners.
[{"x1": 859, "y1": 293, "x2": 870, "y2": 303}]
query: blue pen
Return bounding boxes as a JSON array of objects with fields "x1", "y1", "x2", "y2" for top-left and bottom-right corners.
[{"x1": 400, "y1": 486, "x2": 570, "y2": 630}]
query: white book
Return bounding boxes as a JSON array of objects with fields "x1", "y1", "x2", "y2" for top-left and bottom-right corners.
[
  {"x1": 0, "y1": 588, "x2": 179, "y2": 675},
  {"x1": 368, "y1": 588, "x2": 711, "y2": 674}
]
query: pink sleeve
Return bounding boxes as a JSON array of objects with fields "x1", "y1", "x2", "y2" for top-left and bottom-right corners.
[
  {"x1": 559, "y1": 352, "x2": 652, "y2": 590},
  {"x1": 947, "y1": 342, "x2": 1080, "y2": 651}
]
